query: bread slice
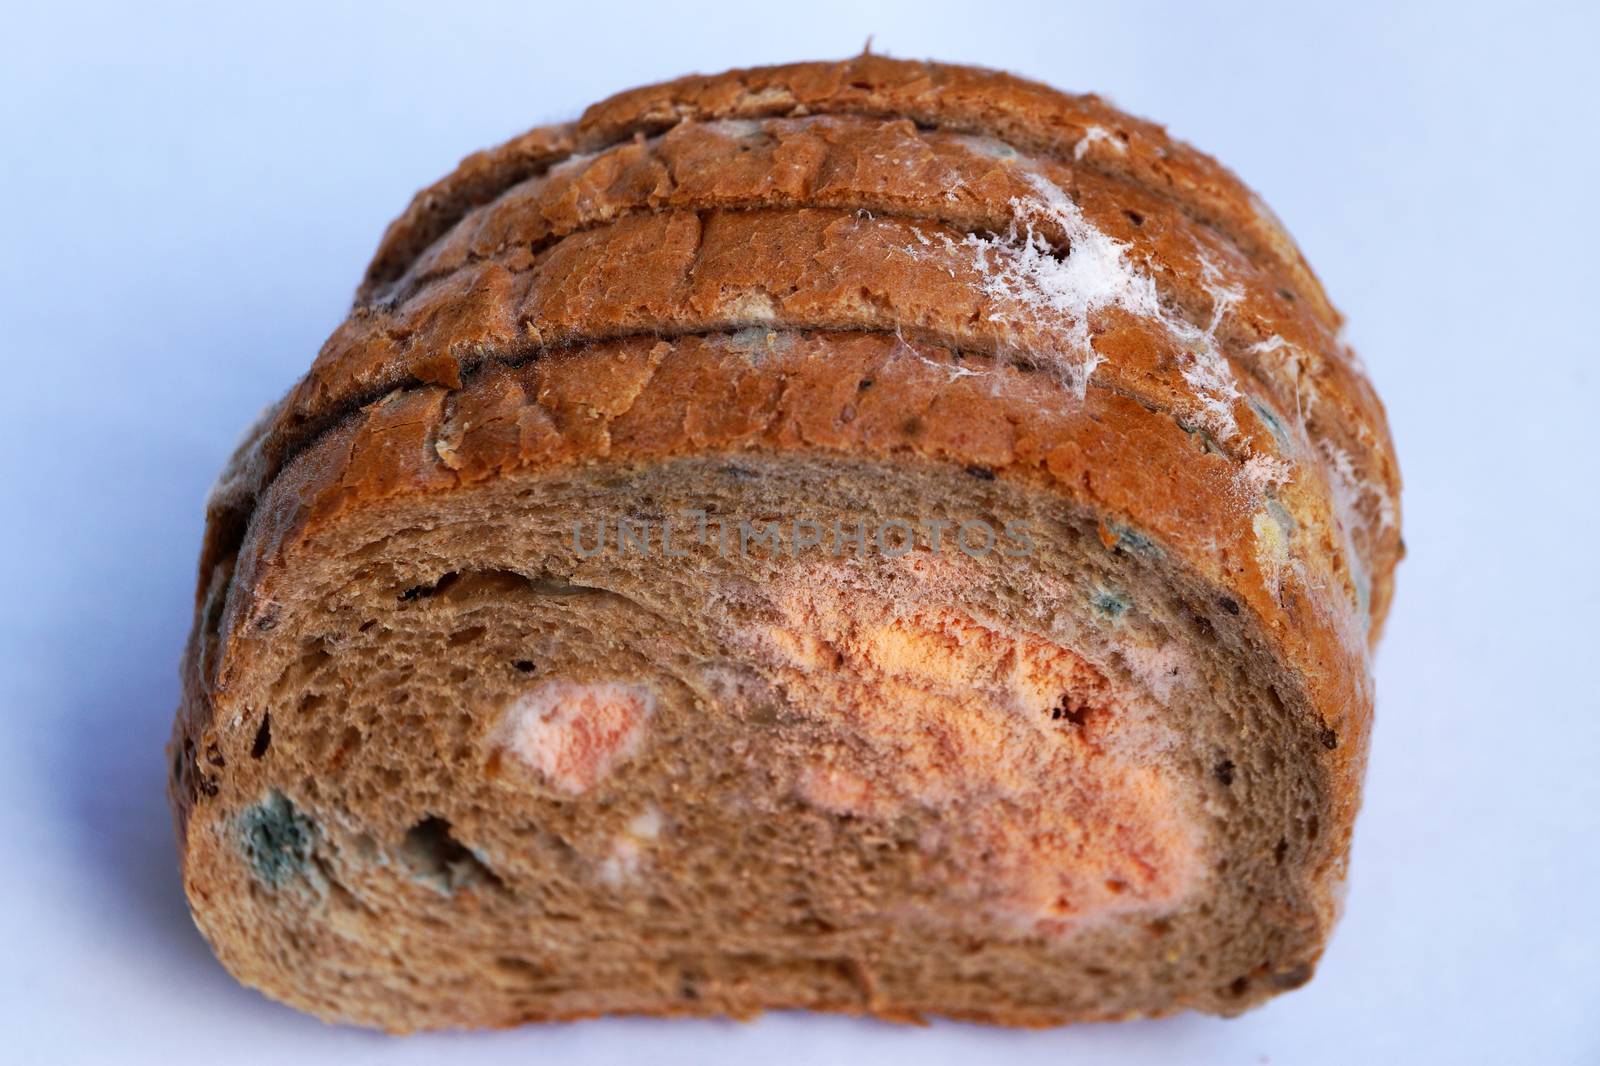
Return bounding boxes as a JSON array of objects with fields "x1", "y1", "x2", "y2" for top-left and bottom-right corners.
[{"x1": 171, "y1": 56, "x2": 1401, "y2": 1032}]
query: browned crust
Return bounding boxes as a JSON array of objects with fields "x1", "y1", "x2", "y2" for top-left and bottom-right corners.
[
  {"x1": 310, "y1": 209, "x2": 1293, "y2": 455},
  {"x1": 359, "y1": 55, "x2": 1337, "y2": 329},
  {"x1": 380, "y1": 113, "x2": 1387, "y2": 485}
]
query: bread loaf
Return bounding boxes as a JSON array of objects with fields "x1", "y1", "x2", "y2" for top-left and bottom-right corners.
[{"x1": 170, "y1": 55, "x2": 1401, "y2": 1031}]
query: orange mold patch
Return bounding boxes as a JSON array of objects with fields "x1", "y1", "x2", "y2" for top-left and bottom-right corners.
[
  {"x1": 495, "y1": 680, "x2": 654, "y2": 794},
  {"x1": 755, "y1": 570, "x2": 1202, "y2": 935}
]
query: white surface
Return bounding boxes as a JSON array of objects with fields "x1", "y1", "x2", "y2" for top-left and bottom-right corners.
[{"x1": 2, "y1": 1, "x2": 1597, "y2": 1063}]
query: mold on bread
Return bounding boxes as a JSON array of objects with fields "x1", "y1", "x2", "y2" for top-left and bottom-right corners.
[{"x1": 170, "y1": 56, "x2": 1400, "y2": 1031}]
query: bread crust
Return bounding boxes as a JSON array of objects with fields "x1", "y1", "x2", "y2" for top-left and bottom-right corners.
[
  {"x1": 377, "y1": 114, "x2": 1387, "y2": 501},
  {"x1": 358, "y1": 56, "x2": 1337, "y2": 327},
  {"x1": 171, "y1": 56, "x2": 1400, "y2": 1030},
  {"x1": 200, "y1": 62, "x2": 1401, "y2": 630}
]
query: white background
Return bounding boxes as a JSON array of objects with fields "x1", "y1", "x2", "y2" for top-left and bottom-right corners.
[{"x1": 2, "y1": 1, "x2": 1597, "y2": 1063}]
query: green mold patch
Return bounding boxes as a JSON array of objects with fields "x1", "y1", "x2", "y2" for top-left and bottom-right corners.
[
  {"x1": 1091, "y1": 588, "x2": 1131, "y2": 619},
  {"x1": 1105, "y1": 522, "x2": 1162, "y2": 559},
  {"x1": 238, "y1": 790, "x2": 316, "y2": 887},
  {"x1": 1249, "y1": 399, "x2": 1293, "y2": 452}
]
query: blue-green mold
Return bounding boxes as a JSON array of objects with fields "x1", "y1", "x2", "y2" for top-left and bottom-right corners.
[
  {"x1": 238, "y1": 790, "x2": 316, "y2": 886},
  {"x1": 1091, "y1": 588, "x2": 1131, "y2": 619},
  {"x1": 1249, "y1": 399, "x2": 1293, "y2": 452},
  {"x1": 1107, "y1": 522, "x2": 1163, "y2": 558}
]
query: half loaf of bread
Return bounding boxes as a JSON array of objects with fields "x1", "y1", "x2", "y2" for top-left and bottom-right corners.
[{"x1": 170, "y1": 55, "x2": 1401, "y2": 1031}]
